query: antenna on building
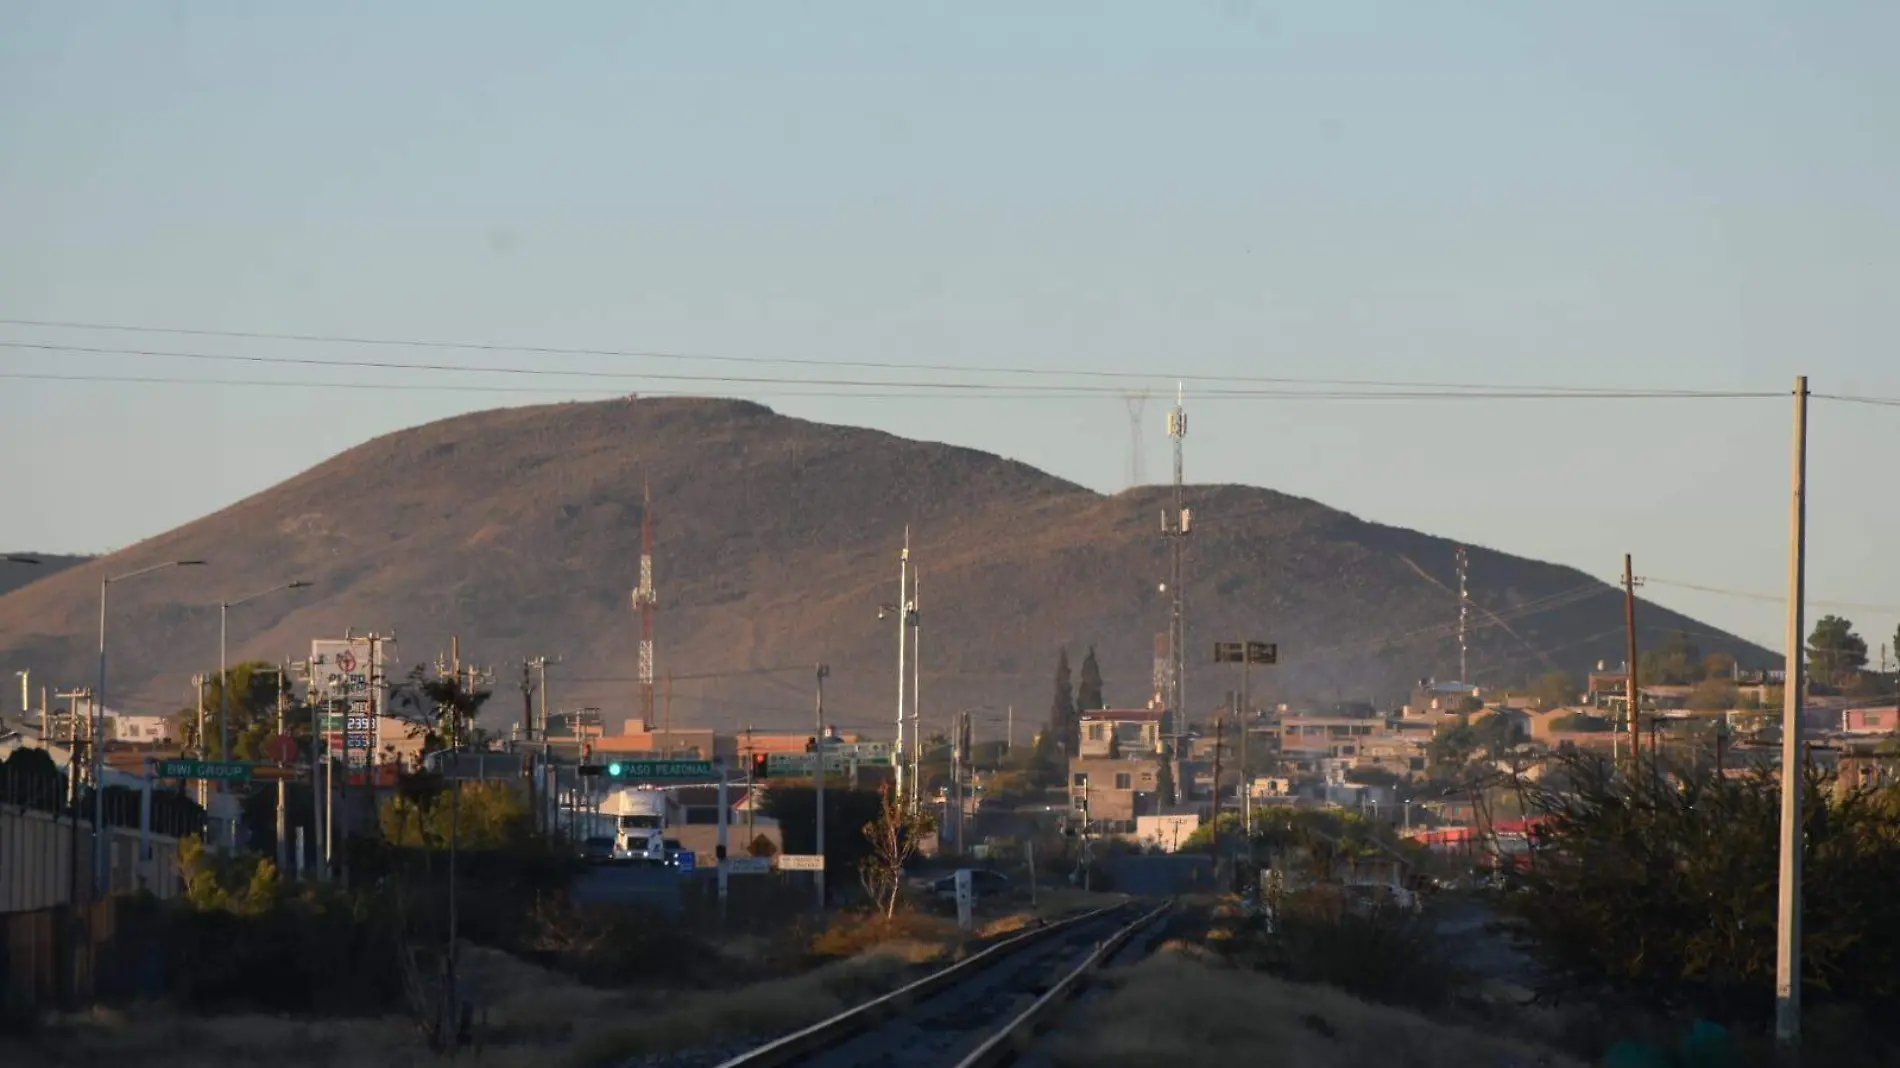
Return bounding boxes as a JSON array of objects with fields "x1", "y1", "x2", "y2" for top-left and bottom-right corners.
[
  {"x1": 633, "y1": 479, "x2": 659, "y2": 730},
  {"x1": 1456, "y1": 546, "x2": 1470, "y2": 683},
  {"x1": 1124, "y1": 390, "x2": 1150, "y2": 489},
  {"x1": 1161, "y1": 382, "x2": 1191, "y2": 804}
]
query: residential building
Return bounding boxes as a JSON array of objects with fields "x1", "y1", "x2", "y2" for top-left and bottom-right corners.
[
  {"x1": 1842, "y1": 706, "x2": 1898, "y2": 735},
  {"x1": 1069, "y1": 757, "x2": 1161, "y2": 828},
  {"x1": 1079, "y1": 709, "x2": 1164, "y2": 758}
]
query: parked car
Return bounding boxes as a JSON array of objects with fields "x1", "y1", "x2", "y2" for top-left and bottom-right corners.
[
  {"x1": 581, "y1": 836, "x2": 617, "y2": 864},
  {"x1": 662, "y1": 838, "x2": 686, "y2": 867}
]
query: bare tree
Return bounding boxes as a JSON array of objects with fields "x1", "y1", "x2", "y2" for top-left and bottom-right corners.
[{"x1": 859, "y1": 784, "x2": 935, "y2": 919}]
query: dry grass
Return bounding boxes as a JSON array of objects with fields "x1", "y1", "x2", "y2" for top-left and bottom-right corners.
[
  {"x1": 0, "y1": 936, "x2": 943, "y2": 1068},
  {"x1": 1046, "y1": 943, "x2": 1585, "y2": 1068}
]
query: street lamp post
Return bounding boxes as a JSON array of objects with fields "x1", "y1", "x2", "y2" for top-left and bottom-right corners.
[
  {"x1": 219, "y1": 581, "x2": 313, "y2": 764},
  {"x1": 95, "y1": 559, "x2": 206, "y2": 899}
]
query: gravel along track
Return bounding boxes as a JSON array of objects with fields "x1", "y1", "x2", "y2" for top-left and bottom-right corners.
[
  {"x1": 707, "y1": 902, "x2": 1163, "y2": 1068},
  {"x1": 999, "y1": 907, "x2": 1177, "y2": 1068}
]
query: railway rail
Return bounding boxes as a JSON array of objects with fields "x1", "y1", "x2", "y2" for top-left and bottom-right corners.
[{"x1": 712, "y1": 899, "x2": 1173, "y2": 1068}]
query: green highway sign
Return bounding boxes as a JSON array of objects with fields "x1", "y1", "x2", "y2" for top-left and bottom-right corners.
[
  {"x1": 603, "y1": 759, "x2": 714, "y2": 781},
  {"x1": 158, "y1": 759, "x2": 253, "y2": 783}
]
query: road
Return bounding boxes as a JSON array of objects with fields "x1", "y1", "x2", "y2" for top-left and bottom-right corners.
[{"x1": 571, "y1": 863, "x2": 687, "y2": 912}]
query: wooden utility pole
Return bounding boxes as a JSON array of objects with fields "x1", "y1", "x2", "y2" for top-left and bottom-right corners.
[
  {"x1": 1210, "y1": 717, "x2": 1224, "y2": 888},
  {"x1": 1775, "y1": 375, "x2": 1809, "y2": 1049},
  {"x1": 1623, "y1": 554, "x2": 1641, "y2": 780}
]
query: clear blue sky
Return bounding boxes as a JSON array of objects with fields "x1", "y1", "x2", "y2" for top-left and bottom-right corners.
[{"x1": 2, "y1": 1, "x2": 1896, "y2": 656}]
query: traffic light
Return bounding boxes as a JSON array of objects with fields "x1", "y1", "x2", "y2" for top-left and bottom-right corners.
[
  {"x1": 750, "y1": 753, "x2": 768, "y2": 781},
  {"x1": 578, "y1": 764, "x2": 603, "y2": 777},
  {"x1": 804, "y1": 736, "x2": 816, "y2": 753},
  {"x1": 608, "y1": 761, "x2": 625, "y2": 777}
]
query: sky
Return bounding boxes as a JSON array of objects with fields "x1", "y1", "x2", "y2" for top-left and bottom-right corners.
[{"x1": 2, "y1": 1, "x2": 1897, "y2": 658}]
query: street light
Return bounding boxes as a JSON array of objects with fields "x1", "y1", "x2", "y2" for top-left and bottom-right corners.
[
  {"x1": 219, "y1": 581, "x2": 313, "y2": 763},
  {"x1": 95, "y1": 559, "x2": 206, "y2": 898}
]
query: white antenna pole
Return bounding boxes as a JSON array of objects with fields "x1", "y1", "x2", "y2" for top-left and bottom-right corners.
[{"x1": 895, "y1": 528, "x2": 909, "y2": 808}]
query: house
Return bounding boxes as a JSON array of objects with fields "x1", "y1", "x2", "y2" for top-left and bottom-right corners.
[
  {"x1": 1069, "y1": 757, "x2": 1162, "y2": 828},
  {"x1": 1842, "y1": 707, "x2": 1898, "y2": 735},
  {"x1": 1405, "y1": 680, "x2": 1480, "y2": 715},
  {"x1": 1279, "y1": 708, "x2": 1386, "y2": 759},
  {"x1": 106, "y1": 712, "x2": 173, "y2": 746},
  {"x1": 1079, "y1": 709, "x2": 1165, "y2": 759}
]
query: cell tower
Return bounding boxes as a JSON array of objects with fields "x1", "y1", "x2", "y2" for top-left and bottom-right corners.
[
  {"x1": 1161, "y1": 384, "x2": 1191, "y2": 797},
  {"x1": 1456, "y1": 546, "x2": 1470, "y2": 683},
  {"x1": 633, "y1": 481, "x2": 658, "y2": 728},
  {"x1": 1124, "y1": 391, "x2": 1150, "y2": 489}
]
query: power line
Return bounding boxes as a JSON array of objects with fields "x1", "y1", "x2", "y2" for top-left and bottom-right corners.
[
  {"x1": 0, "y1": 319, "x2": 1791, "y2": 398},
  {"x1": 0, "y1": 366, "x2": 1788, "y2": 403},
  {"x1": 1642, "y1": 576, "x2": 1900, "y2": 614}
]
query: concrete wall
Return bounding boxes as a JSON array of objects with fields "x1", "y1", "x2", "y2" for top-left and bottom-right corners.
[{"x1": 1, "y1": 804, "x2": 183, "y2": 913}]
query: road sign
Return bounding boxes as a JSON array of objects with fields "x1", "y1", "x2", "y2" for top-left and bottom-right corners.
[
  {"x1": 724, "y1": 857, "x2": 771, "y2": 875},
  {"x1": 250, "y1": 765, "x2": 305, "y2": 782},
  {"x1": 775, "y1": 854, "x2": 825, "y2": 872},
  {"x1": 1213, "y1": 641, "x2": 1278, "y2": 665},
  {"x1": 677, "y1": 851, "x2": 697, "y2": 874},
  {"x1": 604, "y1": 759, "x2": 714, "y2": 781},
  {"x1": 266, "y1": 734, "x2": 299, "y2": 764},
  {"x1": 158, "y1": 759, "x2": 252, "y2": 783}
]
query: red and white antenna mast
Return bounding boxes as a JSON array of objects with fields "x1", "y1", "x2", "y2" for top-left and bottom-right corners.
[{"x1": 633, "y1": 480, "x2": 658, "y2": 728}]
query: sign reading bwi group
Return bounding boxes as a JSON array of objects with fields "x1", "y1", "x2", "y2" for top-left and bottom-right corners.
[{"x1": 311, "y1": 636, "x2": 391, "y2": 785}]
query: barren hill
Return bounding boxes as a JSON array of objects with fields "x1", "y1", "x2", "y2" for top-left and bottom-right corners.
[
  {"x1": 0, "y1": 397, "x2": 1771, "y2": 733},
  {"x1": 0, "y1": 553, "x2": 89, "y2": 600}
]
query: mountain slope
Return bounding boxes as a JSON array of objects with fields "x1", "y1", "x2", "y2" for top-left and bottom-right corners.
[
  {"x1": 0, "y1": 398, "x2": 1772, "y2": 731},
  {"x1": 0, "y1": 553, "x2": 90, "y2": 599}
]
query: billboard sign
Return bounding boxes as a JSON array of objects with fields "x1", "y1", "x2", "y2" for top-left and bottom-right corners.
[{"x1": 311, "y1": 637, "x2": 391, "y2": 784}]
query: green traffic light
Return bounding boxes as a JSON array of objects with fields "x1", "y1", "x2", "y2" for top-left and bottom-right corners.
[{"x1": 608, "y1": 762, "x2": 623, "y2": 776}]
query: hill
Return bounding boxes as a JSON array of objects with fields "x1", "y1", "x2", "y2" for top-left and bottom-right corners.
[
  {"x1": 0, "y1": 553, "x2": 91, "y2": 599},
  {"x1": 0, "y1": 398, "x2": 1772, "y2": 733}
]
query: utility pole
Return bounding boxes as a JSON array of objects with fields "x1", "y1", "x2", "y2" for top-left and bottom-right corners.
[
  {"x1": 911, "y1": 572, "x2": 923, "y2": 807},
  {"x1": 1210, "y1": 717, "x2": 1224, "y2": 889},
  {"x1": 1456, "y1": 546, "x2": 1471, "y2": 682},
  {"x1": 1624, "y1": 554, "x2": 1642, "y2": 780},
  {"x1": 1161, "y1": 385, "x2": 1192, "y2": 804},
  {"x1": 275, "y1": 667, "x2": 288, "y2": 872},
  {"x1": 57, "y1": 688, "x2": 91, "y2": 906},
  {"x1": 814, "y1": 664, "x2": 829, "y2": 909},
  {"x1": 895, "y1": 529, "x2": 911, "y2": 809},
  {"x1": 744, "y1": 725, "x2": 756, "y2": 842},
  {"x1": 1006, "y1": 705, "x2": 1014, "y2": 754},
  {"x1": 519, "y1": 660, "x2": 534, "y2": 744},
  {"x1": 191, "y1": 674, "x2": 208, "y2": 808},
  {"x1": 633, "y1": 482, "x2": 659, "y2": 730},
  {"x1": 1775, "y1": 375, "x2": 1809, "y2": 1049}
]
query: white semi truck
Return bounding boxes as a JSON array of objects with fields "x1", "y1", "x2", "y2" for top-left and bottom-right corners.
[{"x1": 599, "y1": 786, "x2": 670, "y2": 865}]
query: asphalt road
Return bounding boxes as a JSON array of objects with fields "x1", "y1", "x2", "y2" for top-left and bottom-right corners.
[{"x1": 571, "y1": 863, "x2": 686, "y2": 912}]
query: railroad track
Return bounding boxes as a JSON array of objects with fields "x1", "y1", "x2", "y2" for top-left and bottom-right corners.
[{"x1": 713, "y1": 899, "x2": 1173, "y2": 1068}]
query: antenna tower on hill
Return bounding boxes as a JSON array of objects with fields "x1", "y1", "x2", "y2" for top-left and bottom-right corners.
[{"x1": 1124, "y1": 390, "x2": 1150, "y2": 489}]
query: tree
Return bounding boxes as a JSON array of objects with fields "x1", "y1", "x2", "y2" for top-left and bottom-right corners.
[
  {"x1": 1506, "y1": 752, "x2": 1900, "y2": 1019},
  {"x1": 1687, "y1": 678, "x2": 1740, "y2": 712},
  {"x1": 1808, "y1": 615, "x2": 1869, "y2": 688},
  {"x1": 1641, "y1": 631, "x2": 1702, "y2": 686},
  {"x1": 1528, "y1": 670, "x2": 1578, "y2": 710},
  {"x1": 170, "y1": 661, "x2": 300, "y2": 760},
  {"x1": 759, "y1": 784, "x2": 884, "y2": 877},
  {"x1": 1077, "y1": 646, "x2": 1105, "y2": 712},
  {"x1": 1155, "y1": 749, "x2": 1176, "y2": 806},
  {"x1": 412, "y1": 667, "x2": 493, "y2": 754},
  {"x1": 1049, "y1": 648, "x2": 1076, "y2": 755},
  {"x1": 1702, "y1": 653, "x2": 1736, "y2": 681},
  {"x1": 859, "y1": 784, "x2": 934, "y2": 918}
]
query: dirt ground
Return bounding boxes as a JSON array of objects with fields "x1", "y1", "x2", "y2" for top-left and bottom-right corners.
[{"x1": 1044, "y1": 940, "x2": 1585, "y2": 1068}]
